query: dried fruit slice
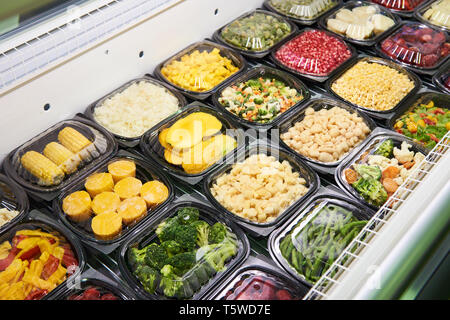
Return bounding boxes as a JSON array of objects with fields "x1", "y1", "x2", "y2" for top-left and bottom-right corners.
[
  {"x1": 114, "y1": 177, "x2": 142, "y2": 200},
  {"x1": 84, "y1": 172, "x2": 114, "y2": 198},
  {"x1": 91, "y1": 191, "x2": 121, "y2": 215},
  {"x1": 62, "y1": 190, "x2": 92, "y2": 222},
  {"x1": 141, "y1": 181, "x2": 169, "y2": 207},
  {"x1": 91, "y1": 212, "x2": 122, "y2": 240},
  {"x1": 118, "y1": 197, "x2": 147, "y2": 225},
  {"x1": 107, "y1": 160, "x2": 136, "y2": 183}
]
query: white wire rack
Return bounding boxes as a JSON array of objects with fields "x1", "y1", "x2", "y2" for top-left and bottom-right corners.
[{"x1": 303, "y1": 131, "x2": 450, "y2": 300}]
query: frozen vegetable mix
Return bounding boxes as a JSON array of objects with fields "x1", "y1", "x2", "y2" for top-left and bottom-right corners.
[
  {"x1": 128, "y1": 207, "x2": 240, "y2": 299},
  {"x1": 218, "y1": 76, "x2": 304, "y2": 123},
  {"x1": 269, "y1": 0, "x2": 338, "y2": 20},
  {"x1": 274, "y1": 30, "x2": 352, "y2": 76},
  {"x1": 421, "y1": 0, "x2": 450, "y2": 29},
  {"x1": 393, "y1": 100, "x2": 450, "y2": 149},
  {"x1": 279, "y1": 202, "x2": 368, "y2": 284},
  {"x1": 0, "y1": 228, "x2": 79, "y2": 300},
  {"x1": 221, "y1": 12, "x2": 292, "y2": 52}
]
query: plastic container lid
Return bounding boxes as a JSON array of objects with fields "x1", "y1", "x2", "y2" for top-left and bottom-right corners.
[
  {"x1": 268, "y1": 187, "x2": 374, "y2": 287},
  {"x1": 203, "y1": 141, "x2": 320, "y2": 238},
  {"x1": 53, "y1": 149, "x2": 174, "y2": 254},
  {"x1": 334, "y1": 128, "x2": 430, "y2": 210},
  {"x1": 0, "y1": 209, "x2": 86, "y2": 300},
  {"x1": 371, "y1": 0, "x2": 426, "y2": 16},
  {"x1": 213, "y1": 9, "x2": 298, "y2": 59},
  {"x1": 0, "y1": 174, "x2": 29, "y2": 234},
  {"x1": 431, "y1": 60, "x2": 450, "y2": 94},
  {"x1": 387, "y1": 91, "x2": 450, "y2": 150},
  {"x1": 415, "y1": 0, "x2": 450, "y2": 32},
  {"x1": 207, "y1": 255, "x2": 309, "y2": 300},
  {"x1": 117, "y1": 200, "x2": 250, "y2": 300},
  {"x1": 139, "y1": 101, "x2": 245, "y2": 186},
  {"x1": 270, "y1": 28, "x2": 357, "y2": 83},
  {"x1": 318, "y1": 0, "x2": 400, "y2": 47},
  {"x1": 3, "y1": 117, "x2": 117, "y2": 201},
  {"x1": 153, "y1": 40, "x2": 247, "y2": 101},
  {"x1": 85, "y1": 76, "x2": 187, "y2": 148},
  {"x1": 326, "y1": 55, "x2": 421, "y2": 120},
  {"x1": 277, "y1": 97, "x2": 377, "y2": 175},
  {"x1": 377, "y1": 21, "x2": 450, "y2": 75},
  {"x1": 264, "y1": 0, "x2": 341, "y2": 25},
  {"x1": 211, "y1": 65, "x2": 311, "y2": 132}
]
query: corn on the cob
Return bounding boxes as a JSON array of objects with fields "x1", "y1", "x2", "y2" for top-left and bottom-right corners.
[
  {"x1": 58, "y1": 127, "x2": 92, "y2": 154},
  {"x1": 43, "y1": 142, "x2": 81, "y2": 174},
  {"x1": 20, "y1": 151, "x2": 65, "y2": 186}
]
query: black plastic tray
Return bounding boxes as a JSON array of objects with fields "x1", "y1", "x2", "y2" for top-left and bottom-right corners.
[
  {"x1": 52, "y1": 149, "x2": 174, "y2": 255},
  {"x1": 212, "y1": 9, "x2": 298, "y2": 59},
  {"x1": 317, "y1": 0, "x2": 401, "y2": 47},
  {"x1": 0, "y1": 209, "x2": 86, "y2": 300},
  {"x1": 414, "y1": 0, "x2": 450, "y2": 32},
  {"x1": 263, "y1": 0, "x2": 342, "y2": 26},
  {"x1": 153, "y1": 40, "x2": 248, "y2": 101},
  {"x1": 139, "y1": 101, "x2": 246, "y2": 186},
  {"x1": 269, "y1": 28, "x2": 358, "y2": 83},
  {"x1": 325, "y1": 55, "x2": 422, "y2": 121},
  {"x1": 276, "y1": 97, "x2": 378, "y2": 175},
  {"x1": 268, "y1": 185, "x2": 374, "y2": 288},
  {"x1": 3, "y1": 115, "x2": 118, "y2": 202},
  {"x1": 375, "y1": 21, "x2": 450, "y2": 76},
  {"x1": 431, "y1": 60, "x2": 450, "y2": 94},
  {"x1": 370, "y1": 0, "x2": 427, "y2": 17},
  {"x1": 205, "y1": 254, "x2": 310, "y2": 300},
  {"x1": 0, "y1": 174, "x2": 29, "y2": 235},
  {"x1": 334, "y1": 127, "x2": 430, "y2": 210},
  {"x1": 203, "y1": 141, "x2": 320, "y2": 238},
  {"x1": 116, "y1": 199, "x2": 250, "y2": 300},
  {"x1": 85, "y1": 76, "x2": 188, "y2": 148},
  {"x1": 211, "y1": 65, "x2": 311, "y2": 132}
]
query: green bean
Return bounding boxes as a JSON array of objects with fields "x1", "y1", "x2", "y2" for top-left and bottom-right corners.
[{"x1": 340, "y1": 220, "x2": 367, "y2": 236}]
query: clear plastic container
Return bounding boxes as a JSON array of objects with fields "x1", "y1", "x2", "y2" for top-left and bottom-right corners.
[
  {"x1": 371, "y1": 0, "x2": 426, "y2": 16},
  {"x1": 268, "y1": 187, "x2": 373, "y2": 287},
  {"x1": 431, "y1": 60, "x2": 450, "y2": 94},
  {"x1": 326, "y1": 56, "x2": 421, "y2": 120},
  {"x1": 153, "y1": 40, "x2": 247, "y2": 100},
  {"x1": 387, "y1": 92, "x2": 450, "y2": 150},
  {"x1": 270, "y1": 28, "x2": 357, "y2": 82},
  {"x1": 52, "y1": 149, "x2": 174, "y2": 255},
  {"x1": 203, "y1": 142, "x2": 320, "y2": 238},
  {"x1": 319, "y1": 0, "x2": 400, "y2": 46},
  {"x1": 377, "y1": 22, "x2": 450, "y2": 75},
  {"x1": 3, "y1": 117, "x2": 117, "y2": 201},
  {"x1": 264, "y1": 0, "x2": 341, "y2": 25},
  {"x1": 213, "y1": 9, "x2": 298, "y2": 59},
  {"x1": 211, "y1": 65, "x2": 311, "y2": 132},
  {"x1": 139, "y1": 101, "x2": 245, "y2": 186},
  {"x1": 0, "y1": 174, "x2": 29, "y2": 234},
  {"x1": 117, "y1": 200, "x2": 250, "y2": 300},
  {"x1": 415, "y1": 0, "x2": 450, "y2": 32},
  {"x1": 277, "y1": 98, "x2": 377, "y2": 175},
  {"x1": 207, "y1": 255, "x2": 309, "y2": 300},
  {"x1": 0, "y1": 209, "x2": 86, "y2": 300},
  {"x1": 85, "y1": 76, "x2": 187, "y2": 148},
  {"x1": 334, "y1": 128, "x2": 430, "y2": 210}
]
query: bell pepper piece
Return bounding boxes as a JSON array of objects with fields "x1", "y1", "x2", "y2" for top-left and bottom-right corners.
[
  {"x1": 41, "y1": 254, "x2": 60, "y2": 280},
  {"x1": 25, "y1": 289, "x2": 48, "y2": 300},
  {"x1": 17, "y1": 245, "x2": 41, "y2": 261}
]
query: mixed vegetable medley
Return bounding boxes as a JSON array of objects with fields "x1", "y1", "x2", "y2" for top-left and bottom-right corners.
[
  {"x1": 279, "y1": 202, "x2": 367, "y2": 284},
  {"x1": 0, "y1": 228, "x2": 79, "y2": 300},
  {"x1": 128, "y1": 207, "x2": 239, "y2": 299},
  {"x1": 221, "y1": 12, "x2": 292, "y2": 52},
  {"x1": 394, "y1": 100, "x2": 450, "y2": 149},
  {"x1": 344, "y1": 139, "x2": 425, "y2": 207},
  {"x1": 218, "y1": 77, "x2": 304, "y2": 123}
]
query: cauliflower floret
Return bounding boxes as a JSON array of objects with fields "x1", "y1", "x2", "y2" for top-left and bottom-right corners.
[
  {"x1": 367, "y1": 155, "x2": 399, "y2": 170},
  {"x1": 393, "y1": 142, "x2": 414, "y2": 164}
]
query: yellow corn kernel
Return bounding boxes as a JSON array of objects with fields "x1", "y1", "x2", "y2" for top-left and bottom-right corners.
[
  {"x1": 43, "y1": 142, "x2": 81, "y2": 174},
  {"x1": 20, "y1": 151, "x2": 65, "y2": 186},
  {"x1": 58, "y1": 127, "x2": 92, "y2": 153},
  {"x1": 394, "y1": 120, "x2": 404, "y2": 129}
]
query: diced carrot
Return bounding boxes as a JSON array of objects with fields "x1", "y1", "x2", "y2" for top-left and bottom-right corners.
[
  {"x1": 344, "y1": 168, "x2": 358, "y2": 184},
  {"x1": 382, "y1": 166, "x2": 400, "y2": 179},
  {"x1": 403, "y1": 161, "x2": 415, "y2": 169},
  {"x1": 383, "y1": 178, "x2": 398, "y2": 193}
]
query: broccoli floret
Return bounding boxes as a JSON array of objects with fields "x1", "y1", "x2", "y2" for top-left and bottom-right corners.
[
  {"x1": 127, "y1": 246, "x2": 147, "y2": 271},
  {"x1": 353, "y1": 164, "x2": 382, "y2": 180},
  {"x1": 176, "y1": 207, "x2": 199, "y2": 225},
  {"x1": 134, "y1": 265, "x2": 159, "y2": 294},
  {"x1": 161, "y1": 240, "x2": 183, "y2": 257},
  {"x1": 203, "y1": 239, "x2": 238, "y2": 272},
  {"x1": 191, "y1": 220, "x2": 210, "y2": 247},
  {"x1": 174, "y1": 224, "x2": 197, "y2": 251},
  {"x1": 352, "y1": 178, "x2": 388, "y2": 207},
  {"x1": 144, "y1": 243, "x2": 169, "y2": 270},
  {"x1": 159, "y1": 264, "x2": 193, "y2": 298},
  {"x1": 374, "y1": 139, "x2": 394, "y2": 158},
  {"x1": 168, "y1": 251, "x2": 196, "y2": 276},
  {"x1": 208, "y1": 222, "x2": 228, "y2": 244},
  {"x1": 156, "y1": 216, "x2": 180, "y2": 242}
]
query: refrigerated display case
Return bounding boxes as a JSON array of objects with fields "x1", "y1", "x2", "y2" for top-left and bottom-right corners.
[{"x1": 0, "y1": 0, "x2": 448, "y2": 301}]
